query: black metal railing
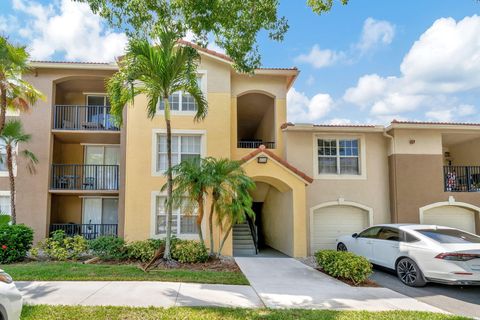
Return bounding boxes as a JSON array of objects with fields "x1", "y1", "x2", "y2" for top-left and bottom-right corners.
[
  {"x1": 51, "y1": 164, "x2": 119, "y2": 190},
  {"x1": 237, "y1": 141, "x2": 275, "y2": 149},
  {"x1": 246, "y1": 215, "x2": 258, "y2": 254},
  {"x1": 444, "y1": 166, "x2": 480, "y2": 192},
  {"x1": 53, "y1": 105, "x2": 119, "y2": 131},
  {"x1": 50, "y1": 223, "x2": 118, "y2": 240}
]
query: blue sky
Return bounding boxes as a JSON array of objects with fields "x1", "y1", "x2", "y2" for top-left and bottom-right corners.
[{"x1": 1, "y1": 0, "x2": 480, "y2": 125}]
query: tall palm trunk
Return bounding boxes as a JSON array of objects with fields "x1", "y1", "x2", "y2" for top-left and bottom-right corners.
[
  {"x1": 218, "y1": 224, "x2": 232, "y2": 256},
  {"x1": 6, "y1": 144, "x2": 15, "y2": 224},
  {"x1": 208, "y1": 194, "x2": 217, "y2": 255},
  {"x1": 196, "y1": 194, "x2": 204, "y2": 245},
  {"x1": 0, "y1": 84, "x2": 6, "y2": 133},
  {"x1": 163, "y1": 97, "x2": 174, "y2": 260}
]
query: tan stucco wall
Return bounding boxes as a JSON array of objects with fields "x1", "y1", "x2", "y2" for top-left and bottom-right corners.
[
  {"x1": 284, "y1": 130, "x2": 391, "y2": 254},
  {"x1": 261, "y1": 186, "x2": 293, "y2": 256},
  {"x1": 51, "y1": 195, "x2": 82, "y2": 224},
  {"x1": 448, "y1": 138, "x2": 480, "y2": 166},
  {"x1": 390, "y1": 129, "x2": 443, "y2": 155},
  {"x1": 52, "y1": 142, "x2": 84, "y2": 164}
]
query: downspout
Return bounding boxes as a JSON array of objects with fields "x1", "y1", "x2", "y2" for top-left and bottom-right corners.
[{"x1": 383, "y1": 129, "x2": 398, "y2": 224}]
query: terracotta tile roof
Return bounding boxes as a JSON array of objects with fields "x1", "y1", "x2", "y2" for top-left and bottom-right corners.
[
  {"x1": 281, "y1": 122, "x2": 377, "y2": 129},
  {"x1": 391, "y1": 119, "x2": 480, "y2": 126},
  {"x1": 177, "y1": 39, "x2": 298, "y2": 71},
  {"x1": 30, "y1": 60, "x2": 113, "y2": 65},
  {"x1": 240, "y1": 145, "x2": 313, "y2": 184}
]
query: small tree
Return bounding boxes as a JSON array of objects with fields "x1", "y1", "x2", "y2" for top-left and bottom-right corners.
[
  {"x1": 0, "y1": 36, "x2": 44, "y2": 132},
  {"x1": 0, "y1": 120, "x2": 37, "y2": 224},
  {"x1": 165, "y1": 158, "x2": 210, "y2": 245}
]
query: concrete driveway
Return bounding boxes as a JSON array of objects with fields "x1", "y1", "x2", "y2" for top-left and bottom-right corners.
[
  {"x1": 235, "y1": 257, "x2": 445, "y2": 312},
  {"x1": 371, "y1": 267, "x2": 480, "y2": 319}
]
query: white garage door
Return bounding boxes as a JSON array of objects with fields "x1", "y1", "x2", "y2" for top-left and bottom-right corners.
[
  {"x1": 422, "y1": 206, "x2": 476, "y2": 233},
  {"x1": 311, "y1": 205, "x2": 369, "y2": 252}
]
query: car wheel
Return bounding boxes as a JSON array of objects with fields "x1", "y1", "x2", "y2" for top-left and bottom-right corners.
[
  {"x1": 396, "y1": 257, "x2": 426, "y2": 287},
  {"x1": 337, "y1": 243, "x2": 348, "y2": 252}
]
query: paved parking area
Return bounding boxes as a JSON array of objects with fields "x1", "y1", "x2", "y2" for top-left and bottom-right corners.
[
  {"x1": 235, "y1": 257, "x2": 445, "y2": 312},
  {"x1": 370, "y1": 267, "x2": 480, "y2": 319}
]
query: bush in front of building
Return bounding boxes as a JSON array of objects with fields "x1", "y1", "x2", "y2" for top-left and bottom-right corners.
[
  {"x1": 34, "y1": 230, "x2": 88, "y2": 261},
  {"x1": 89, "y1": 236, "x2": 127, "y2": 261},
  {"x1": 126, "y1": 239, "x2": 166, "y2": 263},
  {"x1": 315, "y1": 250, "x2": 372, "y2": 285},
  {"x1": 171, "y1": 240, "x2": 209, "y2": 263},
  {"x1": 0, "y1": 224, "x2": 34, "y2": 263}
]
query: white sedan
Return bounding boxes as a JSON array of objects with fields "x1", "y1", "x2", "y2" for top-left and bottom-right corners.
[
  {"x1": 336, "y1": 224, "x2": 480, "y2": 287},
  {"x1": 0, "y1": 269, "x2": 22, "y2": 320}
]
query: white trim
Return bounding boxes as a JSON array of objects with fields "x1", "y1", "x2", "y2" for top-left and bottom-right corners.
[
  {"x1": 83, "y1": 92, "x2": 106, "y2": 96},
  {"x1": 0, "y1": 191, "x2": 11, "y2": 196},
  {"x1": 419, "y1": 198, "x2": 480, "y2": 226},
  {"x1": 151, "y1": 129, "x2": 207, "y2": 177},
  {"x1": 312, "y1": 133, "x2": 367, "y2": 180},
  {"x1": 309, "y1": 199, "x2": 374, "y2": 253},
  {"x1": 0, "y1": 143, "x2": 18, "y2": 177},
  {"x1": 150, "y1": 190, "x2": 201, "y2": 240}
]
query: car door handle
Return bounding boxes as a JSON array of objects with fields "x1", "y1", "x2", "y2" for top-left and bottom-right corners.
[{"x1": 391, "y1": 245, "x2": 399, "y2": 248}]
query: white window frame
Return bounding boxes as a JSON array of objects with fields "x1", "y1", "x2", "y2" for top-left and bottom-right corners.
[
  {"x1": 0, "y1": 191, "x2": 11, "y2": 216},
  {"x1": 156, "y1": 71, "x2": 207, "y2": 116},
  {"x1": 151, "y1": 129, "x2": 206, "y2": 176},
  {"x1": 313, "y1": 134, "x2": 367, "y2": 180},
  {"x1": 0, "y1": 141, "x2": 17, "y2": 177},
  {"x1": 150, "y1": 191, "x2": 201, "y2": 240}
]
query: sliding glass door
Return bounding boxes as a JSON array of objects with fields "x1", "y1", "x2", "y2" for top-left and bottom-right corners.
[{"x1": 84, "y1": 146, "x2": 119, "y2": 190}]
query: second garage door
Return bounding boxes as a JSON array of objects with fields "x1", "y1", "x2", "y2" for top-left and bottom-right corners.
[
  {"x1": 422, "y1": 205, "x2": 476, "y2": 233},
  {"x1": 311, "y1": 205, "x2": 369, "y2": 253}
]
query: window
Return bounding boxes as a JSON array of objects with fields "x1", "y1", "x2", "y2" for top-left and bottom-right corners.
[
  {"x1": 417, "y1": 229, "x2": 480, "y2": 244},
  {"x1": 0, "y1": 141, "x2": 6, "y2": 172},
  {"x1": 158, "y1": 78, "x2": 202, "y2": 112},
  {"x1": 0, "y1": 195, "x2": 10, "y2": 215},
  {"x1": 358, "y1": 227, "x2": 381, "y2": 239},
  {"x1": 377, "y1": 227, "x2": 400, "y2": 241},
  {"x1": 156, "y1": 134, "x2": 201, "y2": 172},
  {"x1": 318, "y1": 138, "x2": 360, "y2": 175},
  {"x1": 401, "y1": 231, "x2": 420, "y2": 243},
  {"x1": 155, "y1": 195, "x2": 198, "y2": 235}
]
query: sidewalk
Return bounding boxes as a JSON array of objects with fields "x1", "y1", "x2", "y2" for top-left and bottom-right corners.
[
  {"x1": 16, "y1": 281, "x2": 263, "y2": 308},
  {"x1": 235, "y1": 257, "x2": 446, "y2": 313}
]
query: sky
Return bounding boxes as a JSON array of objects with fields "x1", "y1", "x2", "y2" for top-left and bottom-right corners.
[{"x1": 1, "y1": 0, "x2": 480, "y2": 125}]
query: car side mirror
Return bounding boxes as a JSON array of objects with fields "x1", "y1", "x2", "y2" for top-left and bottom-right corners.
[{"x1": 352, "y1": 233, "x2": 358, "y2": 238}]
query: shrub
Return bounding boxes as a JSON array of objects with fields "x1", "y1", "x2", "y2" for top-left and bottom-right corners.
[
  {"x1": 89, "y1": 236, "x2": 127, "y2": 260},
  {"x1": 315, "y1": 250, "x2": 372, "y2": 285},
  {"x1": 127, "y1": 239, "x2": 164, "y2": 262},
  {"x1": 37, "y1": 230, "x2": 88, "y2": 261},
  {"x1": 171, "y1": 240, "x2": 208, "y2": 263},
  {"x1": 0, "y1": 224, "x2": 34, "y2": 263}
]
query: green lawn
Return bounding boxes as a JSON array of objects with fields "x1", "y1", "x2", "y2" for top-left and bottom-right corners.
[
  {"x1": 3, "y1": 262, "x2": 248, "y2": 285},
  {"x1": 20, "y1": 305, "x2": 470, "y2": 320}
]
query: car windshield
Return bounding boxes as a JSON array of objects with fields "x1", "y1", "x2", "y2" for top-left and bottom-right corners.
[{"x1": 417, "y1": 229, "x2": 480, "y2": 244}]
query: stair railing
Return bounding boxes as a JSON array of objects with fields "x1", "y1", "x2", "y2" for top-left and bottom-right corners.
[{"x1": 246, "y1": 215, "x2": 259, "y2": 254}]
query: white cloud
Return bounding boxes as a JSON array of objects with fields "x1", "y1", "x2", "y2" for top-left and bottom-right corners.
[
  {"x1": 327, "y1": 118, "x2": 352, "y2": 125},
  {"x1": 287, "y1": 87, "x2": 333, "y2": 123},
  {"x1": 344, "y1": 15, "x2": 480, "y2": 121},
  {"x1": 13, "y1": 0, "x2": 127, "y2": 62},
  {"x1": 294, "y1": 45, "x2": 344, "y2": 69},
  {"x1": 306, "y1": 75, "x2": 315, "y2": 86},
  {"x1": 357, "y1": 17, "x2": 395, "y2": 54},
  {"x1": 425, "y1": 104, "x2": 476, "y2": 122}
]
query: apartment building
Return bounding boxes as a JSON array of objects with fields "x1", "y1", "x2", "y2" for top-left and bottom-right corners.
[{"x1": 9, "y1": 44, "x2": 480, "y2": 257}]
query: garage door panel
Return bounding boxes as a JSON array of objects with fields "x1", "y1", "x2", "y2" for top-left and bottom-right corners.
[
  {"x1": 311, "y1": 205, "x2": 369, "y2": 252},
  {"x1": 423, "y1": 206, "x2": 475, "y2": 233}
]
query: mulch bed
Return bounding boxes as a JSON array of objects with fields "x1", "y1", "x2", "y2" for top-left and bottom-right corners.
[
  {"x1": 316, "y1": 268, "x2": 380, "y2": 287},
  {"x1": 149, "y1": 257, "x2": 242, "y2": 272}
]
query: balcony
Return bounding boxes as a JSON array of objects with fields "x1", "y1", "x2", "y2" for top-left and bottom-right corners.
[
  {"x1": 51, "y1": 164, "x2": 119, "y2": 191},
  {"x1": 53, "y1": 105, "x2": 119, "y2": 131},
  {"x1": 444, "y1": 166, "x2": 480, "y2": 192},
  {"x1": 237, "y1": 140, "x2": 275, "y2": 149},
  {"x1": 50, "y1": 223, "x2": 118, "y2": 240}
]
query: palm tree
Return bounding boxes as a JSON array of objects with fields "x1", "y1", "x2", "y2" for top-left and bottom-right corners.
[
  {"x1": 108, "y1": 28, "x2": 207, "y2": 259},
  {"x1": 216, "y1": 174, "x2": 255, "y2": 255},
  {"x1": 0, "y1": 120, "x2": 38, "y2": 224},
  {"x1": 203, "y1": 158, "x2": 254, "y2": 255},
  {"x1": 164, "y1": 158, "x2": 209, "y2": 245},
  {"x1": 0, "y1": 36, "x2": 44, "y2": 132}
]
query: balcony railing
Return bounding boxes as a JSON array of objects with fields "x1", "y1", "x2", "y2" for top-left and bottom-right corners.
[
  {"x1": 237, "y1": 140, "x2": 275, "y2": 149},
  {"x1": 50, "y1": 223, "x2": 118, "y2": 240},
  {"x1": 51, "y1": 164, "x2": 119, "y2": 191},
  {"x1": 53, "y1": 105, "x2": 119, "y2": 131},
  {"x1": 444, "y1": 166, "x2": 480, "y2": 192}
]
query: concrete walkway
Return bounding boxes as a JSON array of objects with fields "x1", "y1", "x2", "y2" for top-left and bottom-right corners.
[
  {"x1": 235, "y1": 257, "x2": 446, "y2": 312},
  {"x1": 16, "y1": 281, "x2": 263, "y2": 308}
]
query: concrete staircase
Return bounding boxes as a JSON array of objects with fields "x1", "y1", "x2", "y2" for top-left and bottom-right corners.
[{"x1": 233, "y1": 222, "x2": 257, "y2": 256}]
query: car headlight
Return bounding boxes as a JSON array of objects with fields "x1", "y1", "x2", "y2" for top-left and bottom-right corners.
[{"x1": 0, "y1": 271, "x2": 13, "y2": 284}]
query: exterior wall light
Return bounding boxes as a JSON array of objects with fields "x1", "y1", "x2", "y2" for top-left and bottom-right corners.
[{"x1": 257, "y1": 156, "x2": 268, "y2": 164}]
